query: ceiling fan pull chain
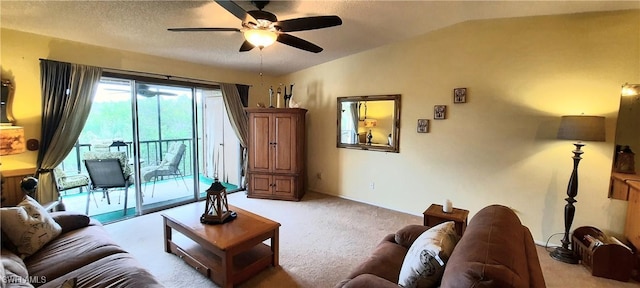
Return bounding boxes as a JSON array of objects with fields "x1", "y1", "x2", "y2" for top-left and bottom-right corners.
[{"x1": 259, "y1": 50, "x2": 264, "y2": 88}]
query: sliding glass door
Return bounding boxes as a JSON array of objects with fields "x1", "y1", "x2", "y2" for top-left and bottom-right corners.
[{"x1": 59, "y1": 76, "x2": 242, "y2": 222}]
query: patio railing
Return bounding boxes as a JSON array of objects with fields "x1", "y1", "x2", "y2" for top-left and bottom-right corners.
[{"x1": 59, "y1": 138, "x2": 196, "y2": 178}]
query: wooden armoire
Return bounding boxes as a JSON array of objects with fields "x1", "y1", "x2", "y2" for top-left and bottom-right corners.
[{"x1": 246, "y1": 108, "x2": 307, "y2": 201}]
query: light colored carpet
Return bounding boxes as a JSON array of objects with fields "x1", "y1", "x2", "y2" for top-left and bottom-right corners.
[{"x1": 104, "y1": 192, "x2": 639, "y2": 288}]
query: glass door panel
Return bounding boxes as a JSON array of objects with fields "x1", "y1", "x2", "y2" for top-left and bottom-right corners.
[
  {"x1": 136, "y1": 82, "x2": 197, "y2": 210},
  {"x1": 198, "y1": 88, "x2": 241, "y2": 197},
  {"x1": 59, "y1": 77, "x2": 138, "y2": 221}
]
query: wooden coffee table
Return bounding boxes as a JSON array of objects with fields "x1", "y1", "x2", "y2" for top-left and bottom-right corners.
[{"x1": 162, "y1": 203, "x2": 280, "y2": 288}]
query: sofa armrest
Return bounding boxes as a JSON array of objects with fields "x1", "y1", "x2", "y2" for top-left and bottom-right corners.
[
  {"x1": 336, "y1": 274, "x2": 398, "y2": 288},
  {"x1": 50, "y1": 211, "x2": 91, "y2": 234},
  {"x1": 394, "y1": 224, "x2": 430, "y2": 249},
  {"x1": 441, "y1": 205, "x2": 546, "y2": 288},
  {"x1": 523, "y1": 226, "x2": 546, "y2": 288}
]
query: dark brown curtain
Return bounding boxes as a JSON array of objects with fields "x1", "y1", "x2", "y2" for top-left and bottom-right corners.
[{"x1": 36, "y1": 60, "x2": 102, "y2": 203}]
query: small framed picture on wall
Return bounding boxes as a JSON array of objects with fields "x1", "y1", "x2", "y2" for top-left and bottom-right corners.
[
  {"x1": 417, "y1": 119, "x2": 429, "y2": 133},
  {"x1": 434, "y1": 105, "x2": 446, "y2": 120},
  {"x1": 454, "y1": 87, "x2": 467, "y2": 103}
]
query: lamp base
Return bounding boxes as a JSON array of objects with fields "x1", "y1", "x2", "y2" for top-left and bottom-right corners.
[
  {"x1": 200, "y1": 211, "x2": 237, "y2": 225},
  {"x1": 550, "y1": 246, "x2": 579, "y2": 264}
]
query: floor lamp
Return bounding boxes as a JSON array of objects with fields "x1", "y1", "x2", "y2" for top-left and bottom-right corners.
[{"x1": 550, "y1": 115, "x2": 605, "y2": 264}]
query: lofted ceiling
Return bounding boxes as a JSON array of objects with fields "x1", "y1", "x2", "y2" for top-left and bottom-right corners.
[{"x1": 1, "y1": 1, "x2": 638, "y2": 76}]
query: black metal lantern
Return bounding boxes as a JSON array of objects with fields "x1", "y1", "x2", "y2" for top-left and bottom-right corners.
[{"x1": 200, "y1": 178, "x2": 231, "y2": 224}]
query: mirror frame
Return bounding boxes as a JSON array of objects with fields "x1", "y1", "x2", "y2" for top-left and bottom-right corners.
[
  {"x1": 1, "y1": 78, "x2": 15, "y2": 125},
  {"x1": 336, "y1": 94, "x2": 401, "y2": 153}
]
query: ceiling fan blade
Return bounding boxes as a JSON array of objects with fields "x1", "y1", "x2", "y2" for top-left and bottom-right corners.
[
  {"x1": 277, "y1": 33, "x2": 322, "y2": 53},
  {"x1": 168, "y1": 28, "x2": 240, "y2": 32},
  {"x1": 137, "y1": 84, "x2": 178, "y2": 97},
  {"x1": 214, "y1": 0, "x2": 256, "y2": 23},
  {"x1": 239, "y1": 40, "x2": 255, "y2": 52},
  {"x1": 276, "y1": 16, "x2": 342, "y2": 32}
]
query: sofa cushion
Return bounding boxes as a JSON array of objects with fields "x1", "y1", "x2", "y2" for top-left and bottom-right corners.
[
  {"x1": 38, "y1": 253, "x2": 163, "y2": 288},
  {"x1": 59, "y1": 277, "x2": 77, "y2": 288},
  {"x1": 340, "y1": 274, "x2": 400, "y2": 288},
  {"x1": 0, "y1": 196, "x2": 63, "y2": 258},
  {"x1": 50, "y1": 211, "x2": 90, "y2": 234},
  {"x1": 398, "y1": 221, "x2": 459, "y2": 288},
  {"x1": 25, "y1": 224, "x2": 127, "y2": 282},
  {"x1": 345, "y1": 234, "x2": 409, "y2": 283},
  {"x1": 440, "y1": 205, "x2": 533, "y2": 288}
]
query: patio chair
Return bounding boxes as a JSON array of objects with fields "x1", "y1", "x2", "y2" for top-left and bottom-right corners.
[
  {"x1": 52, "y1": 166, "x2": 90, "y2": 196},
  {"x1": 141, "y1": 142, "x2": 188, "y2": 197},
  {"x1": 83, "y1": 151, "x2": 133, "y2": 215}
]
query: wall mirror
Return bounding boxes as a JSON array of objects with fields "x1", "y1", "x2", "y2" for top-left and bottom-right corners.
[
  {"x1": 613, "y1": 84, "x2": 640, "y2": 171},
  {"x1": 609, "y1": 83, "x2": 640, "y2": 199},
  {"x1": 1, "y1": 79, "x2": 15, "y2": 125},
  {"x1": 337, "y1": 94, "x2": 401, "y2": 153}
]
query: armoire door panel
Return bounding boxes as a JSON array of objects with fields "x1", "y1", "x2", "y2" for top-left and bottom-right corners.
[
  {"x1": 249, "y1": 114, "x2": 271, "y2": 172},
  {"x1": 250, "y1": 173, "x2": 272, "y2": 196},
  {"x1": 273, "y1": 176, "x2": 295, "y2": 197},
  {"x1": 273, "y1": 114, "x2": 296, "y2": 173}
]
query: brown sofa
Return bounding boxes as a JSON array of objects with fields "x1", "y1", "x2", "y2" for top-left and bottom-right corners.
[
  {"x1": 336, "y1": 204, "x2": 546, "y2": 288},
  {"x1": 1, "y1": 211, "x2": 162, "y2": 287}
]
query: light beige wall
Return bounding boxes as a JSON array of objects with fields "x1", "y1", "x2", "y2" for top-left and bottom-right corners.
[
  {"x1": 361, "y1": 100, "x2": 394, "y2": 145},
  {"x1": 277, "y1": 10, "x2": 640, "y2": 243},
  {"x1": 0, "y1": 28, "x2": 273, "y2": 170}
]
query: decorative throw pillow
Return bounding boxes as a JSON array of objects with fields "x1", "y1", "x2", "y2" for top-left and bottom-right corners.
[
  {"x1": 0, "y1": 196, "x2": 63, "y2": 258},
  {"x1": 1, "y1": 248, "x2": 33, "y2": 287},
  {"x1": 398, "y1": 221, "x2": 459, "y2": 288}
]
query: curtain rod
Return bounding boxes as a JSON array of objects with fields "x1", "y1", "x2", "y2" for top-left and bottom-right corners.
[{"x1": 39, "y1": 58, "x2": 253, "y2": 87}]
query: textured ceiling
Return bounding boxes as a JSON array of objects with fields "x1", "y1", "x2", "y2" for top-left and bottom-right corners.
[{"x1": 1, "y1": 1, "x2": 638, "y2": 76}]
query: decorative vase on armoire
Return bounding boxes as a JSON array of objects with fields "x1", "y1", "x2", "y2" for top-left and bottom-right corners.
[
  {"x1": 615, "y1": 145, "x2": 636, "y2": 174},
  {"x1": 246, "y1": 108, "x2": 307, "y2": 201}
]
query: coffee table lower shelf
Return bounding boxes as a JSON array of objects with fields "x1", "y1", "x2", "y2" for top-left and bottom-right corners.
[{"x1": 168, "y1": 235, "x2": 273, "y2": 287}]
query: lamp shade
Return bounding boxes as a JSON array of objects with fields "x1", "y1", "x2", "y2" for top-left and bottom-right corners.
[
  {"x1": 557, "y1": 115, "x2": 605, "y2": 142},
  {"x1": 364, "y1": 119, "x2": 377, "y2": 128},
  {"x1": 0, "y1": 125, "x2": 25, "y2": 155}
]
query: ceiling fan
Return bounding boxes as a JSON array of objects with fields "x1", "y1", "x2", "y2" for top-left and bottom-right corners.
[
  {"x1": 136, "y1": 84, "x2": 179, "y2": 97},
  {"x1": 103, "y1": 84, "x2": 179, "y2": 97},
  {"x1": 168, "y1": 0, "x2": 342, "y2": 53}
]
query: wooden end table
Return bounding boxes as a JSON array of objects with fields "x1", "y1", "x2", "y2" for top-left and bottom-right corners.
[
  {"x1": 162, "y1": 203, "x2": 280, "y2": 288},
  {"x1": 423, "y1": 204, "x2": 469, "y2": 236}
]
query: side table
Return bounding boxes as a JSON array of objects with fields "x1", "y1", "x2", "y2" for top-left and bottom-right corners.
[
  {"x1": 0, "y1": 167, "x2": 36, "y2": 207},
  {"x1": 423, "y1": 204, "x2": 469, "y2": 236}
]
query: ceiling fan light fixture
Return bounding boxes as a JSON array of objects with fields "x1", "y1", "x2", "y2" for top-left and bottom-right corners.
[{"x1": 244, "y1": 28, "x2": 278, "y2": 48}]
